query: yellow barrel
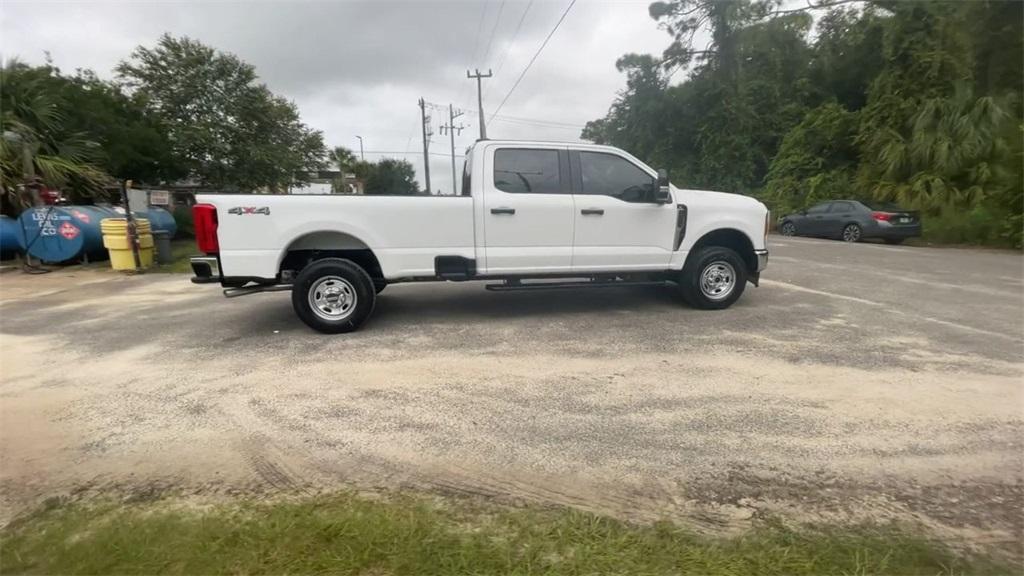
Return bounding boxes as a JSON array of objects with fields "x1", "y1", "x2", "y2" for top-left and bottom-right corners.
[{"x1": 100, "y1": 218, "x2": 154, "y2": 270}]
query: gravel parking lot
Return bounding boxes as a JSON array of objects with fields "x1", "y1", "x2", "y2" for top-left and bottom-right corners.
[{"x1": 1, "y1": 237, "x2": 1021, "y2": 554}]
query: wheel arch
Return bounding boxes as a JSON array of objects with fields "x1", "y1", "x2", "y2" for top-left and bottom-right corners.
[
  {"x1": 278, "y1": 230, "x2": 384, "y2": 281},
  {"x1": 684, "y1": 228, "x2": 757, "y2": 276}
]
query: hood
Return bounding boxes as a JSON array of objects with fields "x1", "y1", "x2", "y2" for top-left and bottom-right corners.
[{"x1": 673, "y1": 186, "x2": 767, "y2": 211}]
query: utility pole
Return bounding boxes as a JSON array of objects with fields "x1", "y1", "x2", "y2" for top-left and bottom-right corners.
[
  {"x1": 355, "y1": 135, "x2": 364, "y2": 160},
  {"x1": 440, "y1": 104, "x2": 465, "y2": 195},
  {"x1": 121, "y1": 179, "x2": 142, "y2": 272},
  {"x1": 466, "y1": 68, "x2": 492, "y2": 140},
  {"x1": 418, "y1": 98, "x2": 432, "y2": 194}
]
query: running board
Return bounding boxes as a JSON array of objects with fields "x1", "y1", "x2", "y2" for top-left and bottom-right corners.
[
  {"x1": 223, "y1": 284, "x2": 293, "y2": 298},
  {"x1": 485, "y1": 280, "x2": 668, "y2": 292}
]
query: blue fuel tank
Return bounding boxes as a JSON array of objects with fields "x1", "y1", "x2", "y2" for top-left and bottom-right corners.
[
  {"x1": 134, "y1": 206, "x2": 177, "y2": 237},
  {"x1": 16, "y1": 205, "x2": 119, "y2": 263},
  {"x1": 0, "y1": 215, "x2": 24, "y2": 259}
]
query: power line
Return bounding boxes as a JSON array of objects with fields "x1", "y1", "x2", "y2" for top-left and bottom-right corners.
[
  {"x1": 479, "y1": 0, "x2": 507, "y2": 68},
  {"x1": 363, "y1": 150, "x2": 466, "y2": 158},
  {"x1": 466, "y1": 110, "x2": 585, "y2": 129},
  {"x1": 461, "y1": 1, "x2": 491, "y2": 110},
  {"x1": 488, "y1": 0, "x2": 534, "y2": 96},
  {"x1": 490, "y1": 0, "x2": 577, "y2": 123}
]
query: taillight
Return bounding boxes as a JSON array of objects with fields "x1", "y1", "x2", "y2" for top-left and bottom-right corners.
[
  {"x1": 765, "y1": 209, "x2": 771, "y2": 244},
  {"x1": 871, "y1": 211, "x2": 892, "y2": 222},
  {"x1": 193, "y1": 203, "x2": 219, "y2": 253}
]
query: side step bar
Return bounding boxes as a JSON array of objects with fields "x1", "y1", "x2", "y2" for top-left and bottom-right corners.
[
  {"x1": 485, "y1": 280, "x2": 668, "y2": 292},
  {"x1": 223, "y1": 284, "x2": 293, "y2": 298}
]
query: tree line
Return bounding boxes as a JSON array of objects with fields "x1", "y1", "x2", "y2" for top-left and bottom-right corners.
[
  {"x1": 0, "y1": 34, "x2": 419, "y2": 211},
  {"x1": 584, "y1": 0, "x2": 1022, "y2": 247}
]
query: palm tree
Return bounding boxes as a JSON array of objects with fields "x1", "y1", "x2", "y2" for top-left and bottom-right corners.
[
  {"x1": 0, "y1": 61, "x2": 109, "y2": 210},
  {"x1": 327, "y1": 146, "x2": 359, "y2": 194},
  {"x1": 862, "y1": 84, "x2": 1014, "y2": 210},
  {"x1": 329, "y1": 146, "x2": 357, "y2": 172}
]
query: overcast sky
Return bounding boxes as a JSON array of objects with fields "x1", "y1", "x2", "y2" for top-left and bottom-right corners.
[{"x1": 1, "y1": 0, "x2": 678, "y2": 193}]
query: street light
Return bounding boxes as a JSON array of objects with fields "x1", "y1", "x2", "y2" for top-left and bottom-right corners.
[{"x1": 355, "y1": 135, "x2": 364, "y2": 161}]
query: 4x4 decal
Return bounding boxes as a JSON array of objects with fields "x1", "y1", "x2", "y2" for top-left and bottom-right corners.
[{"x1": 227, "y1": 206, "x2": 270, "y2": 215}]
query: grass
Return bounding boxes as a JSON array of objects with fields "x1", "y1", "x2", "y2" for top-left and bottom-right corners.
[
  {"x1": 1, "y1": 492, "x2": 1012, "y2": 575},
  {"x1": 151, "y1": 238, "x2": 197, "y2": 274}
]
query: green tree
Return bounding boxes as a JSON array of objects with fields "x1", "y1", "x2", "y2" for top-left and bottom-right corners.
[
  {"x1": 763, "y1": 102, "x2": 860, "y2": 214},
  {"x1": 116, "y1": 34, "x2": 326, "y2": 191},
  {"x1": 363, "y1": 158, "x2": 419, "y2": 195}
]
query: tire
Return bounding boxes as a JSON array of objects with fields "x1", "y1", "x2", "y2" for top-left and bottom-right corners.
[
  {"x1": 678, "y1": 246, "x2": 747, "y2": 310},
  {"x1": 884, "y1": 238, "x2": 904, "y2": 245},
  {"x1": 780, "y1": 221, "x2": 796, "y2": 236},
  {"x1": 373, "y1": 278, "x2": 387, "y2": 294},
  {"x1": 291, "y1": 258, "x2": 376, "y2": 333},
  {"x1": 841, "y1": 223, "x2": 862, "y2": 243}
]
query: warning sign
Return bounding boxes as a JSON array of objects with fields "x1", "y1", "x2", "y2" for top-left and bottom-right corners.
[{"x1": 59, "y1": 222, "x2": 80, "y2": 240}]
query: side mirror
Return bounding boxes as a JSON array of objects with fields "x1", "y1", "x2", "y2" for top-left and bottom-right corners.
[{"x1": 653, "y1": 169, "x2": 671, "y2": 204}]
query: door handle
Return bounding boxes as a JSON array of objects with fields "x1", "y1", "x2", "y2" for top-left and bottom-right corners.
[
  {"x1": 490, "y1": 207, "x2": 515, "y2": 215},
  {"x1": 580, "y1": 208, "x2": 605, "y2": 215}
]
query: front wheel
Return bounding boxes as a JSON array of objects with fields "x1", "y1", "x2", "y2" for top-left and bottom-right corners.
[
  {"x1": 780, "y1": 221, "x2": 796, "y2": 236},
  {"x1": 292, "y1": 258, "x2": 376, "y2": 333},
  {"x1": 842, "y1": 223, "x2": 862, "y2": 243},
  {"x1": 678, "y1": 246, "x2": 748, "y2": 310}
]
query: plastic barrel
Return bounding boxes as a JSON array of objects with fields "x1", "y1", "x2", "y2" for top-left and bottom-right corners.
[
  {"x1": 16, "y1": 205, "x2": 118, "y2": 263},
  {"x1": 101, "y1": 218, "x2": 154, "y2": 270},
  {"x1": 0, "y1": 215, "x2": 24, "y2": 259}
]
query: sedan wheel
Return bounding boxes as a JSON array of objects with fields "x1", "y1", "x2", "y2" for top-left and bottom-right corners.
[
  {"x1": 842, "y1": 223, "x2": 862, "y2": 243},
  {"x1": 781, "y1": 221, "x2": 796, "y2": 236}
]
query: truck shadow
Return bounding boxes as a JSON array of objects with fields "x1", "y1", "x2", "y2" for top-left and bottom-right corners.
[{"x1": 369, "y1": 283, "x2": 685, "y2": 326}]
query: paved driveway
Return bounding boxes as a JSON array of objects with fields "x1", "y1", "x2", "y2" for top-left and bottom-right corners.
[{"x1": 1, "y1": 237, "x2": 1021, "y2": 552}]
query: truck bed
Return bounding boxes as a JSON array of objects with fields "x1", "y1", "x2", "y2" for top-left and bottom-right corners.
[{"x1": 197, "y1": 194, "x2": 475, "y2": 280}]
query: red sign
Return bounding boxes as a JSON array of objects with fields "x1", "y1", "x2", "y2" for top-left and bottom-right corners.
[{"x1": 59, "y1": 222, "x2": 80, "y2": 240}]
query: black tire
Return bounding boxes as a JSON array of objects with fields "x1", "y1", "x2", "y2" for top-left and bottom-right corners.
[
  {"x1": 373, "y1": 278, "x2": 387, "y2": 294},
  {"x1": 884, "y1": 238, "x2": 904, "y2": 245},
  {"x1": 841, "y1": 223, "x2": 862, "y2": 243},
  {"x1": 780, "y1": 221, "x2": 796, "y2": 236},
  {"x1": 678, "y1": 246, "x2": 748, "y2": 310},
  {"x1": 291, "y1": 258, "x2": 376, "y2": 334}
]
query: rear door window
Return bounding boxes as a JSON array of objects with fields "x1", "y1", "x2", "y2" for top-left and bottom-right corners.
[{"x1": 493, "y1": 149, "x2": 562, "y2": 194}]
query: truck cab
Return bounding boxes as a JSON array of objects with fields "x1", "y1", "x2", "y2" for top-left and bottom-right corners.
[{"x1": 191, "y1": 140, "x2": 769, "y2": 333}]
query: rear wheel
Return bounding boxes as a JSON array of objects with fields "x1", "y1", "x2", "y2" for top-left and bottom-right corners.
[
  {"x1": 678, "y1": 246, "x2": 747, "y2": 310},
  {"x1": 842, "y1": 223, "x2": 862, "y2": 243},
  {"x1": 292, "y1": 258, "x2": 376, "y2": 333},
  {"x1": 780, "y1": 221, "x2": 796, "y2": 236}
]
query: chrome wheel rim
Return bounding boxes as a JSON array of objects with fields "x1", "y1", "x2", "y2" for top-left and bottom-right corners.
[
  {"x1": 843, "y1": 224, "x2": 861, "y2": 242},
  {"x1": 308, "y1": 276, "x2": 357, "y2": 321},
  {"x1": 781, "y1": 222, "x2": 795, "y2": 236},
  {"x1": 699, "y1": 261, "x2": 736, "y2": 301}
]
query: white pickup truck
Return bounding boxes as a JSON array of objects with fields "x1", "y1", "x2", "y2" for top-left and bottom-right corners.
[{"x1": 190, "y1": 140, "x2": 769, "y2": 333}]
